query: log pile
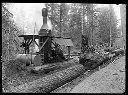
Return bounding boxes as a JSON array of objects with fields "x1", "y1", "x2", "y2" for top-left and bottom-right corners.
[
  {"x1": 79, "y1": 48, "x2": 125, "y2": 70},
  {"x1": 9, "y1": 64, "x2": 85, "y2": 93}
]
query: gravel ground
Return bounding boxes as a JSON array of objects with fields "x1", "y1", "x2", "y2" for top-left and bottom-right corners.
[
  {"x1": 70, "y1": 56, "x2": 125, "y2": 93},
  {"x1": 51, "y1": 55, "x2": 125, "y2": 93}
]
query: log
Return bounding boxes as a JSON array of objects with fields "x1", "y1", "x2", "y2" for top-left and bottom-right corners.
[
  {"x1": 30, "y1": 64, "x2": 59, "y2": 74},
  {"x1": 30, "y1": 59, "x2": 78, "y2": 74},
  {"x1": 9, "y1": 64, "x2": 85, "y2": 93}
]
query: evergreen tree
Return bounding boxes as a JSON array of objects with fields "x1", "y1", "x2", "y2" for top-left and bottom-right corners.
[{"x1": 96, "y1": 5, "x2": 118, "y2": 47}]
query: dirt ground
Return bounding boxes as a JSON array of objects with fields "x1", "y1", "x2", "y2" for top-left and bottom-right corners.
[
  {"x1": 70, "y1": 56, "x2": 125, "y2": 93},
  {"x1": 51, "y1": 56, "x2": 125, "y2": 93},
  {"x1": 3, "y1": 55, "x2": 125, "y2": 93}
]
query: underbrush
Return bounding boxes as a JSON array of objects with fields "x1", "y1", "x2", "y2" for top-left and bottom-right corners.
[
  {"x1": 79, "y1": 49, "x2": 125, "y2": 70},
  {"x1": 9, "y1": 64, "x2": 85, "y2": 93},
  {"x1": 2, "y1": 59, "x2": 79, "y2": 92}
]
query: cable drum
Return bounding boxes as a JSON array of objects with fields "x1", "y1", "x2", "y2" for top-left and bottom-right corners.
[
  {"x1": 33, "y1": 55, "x2": 42, "y2": 66},
  {"x1": 15, "y1": 54, "x2": 42, "y2": 68}
]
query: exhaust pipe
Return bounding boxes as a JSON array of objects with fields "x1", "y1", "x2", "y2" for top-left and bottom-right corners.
[
  {"x1": 39, "y1": 8, "x2": 51, "y2": 64},
  {"x1": 41, "y1": 8, "x2": 49, "y2": 30}
]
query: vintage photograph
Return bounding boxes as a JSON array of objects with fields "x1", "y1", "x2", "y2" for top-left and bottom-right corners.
[{"x1": 2, "y1": 3, "x2": 126, "y2": 93}]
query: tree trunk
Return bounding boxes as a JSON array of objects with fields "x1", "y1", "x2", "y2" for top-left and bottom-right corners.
[{"x1": 120, "y1": 4, "x2": 126, "y2": 50}]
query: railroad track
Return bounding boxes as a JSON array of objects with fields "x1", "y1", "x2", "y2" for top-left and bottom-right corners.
[{"x1": 51, "y1": 54, "x2": 124, "y2": 93}]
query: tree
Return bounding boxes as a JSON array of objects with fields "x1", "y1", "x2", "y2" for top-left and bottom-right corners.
[
  {"x1": 120, "y1": 4, "x2": 126, "y2": 49},
  {"x1": 109, "y1": 5, "x2": 119, "y2": 47},
  {"x1": 2, "y1": 4, "x2": 23, "y2": 80},
  {"x1": 85, "y1": 4, "x2": 96, "y2": 46},
  {"x1": 46, "y1": 3, "x2": 83, "y2": 49},
  {"x1": 81, "y1": 35, "x2": 88, "y2": 53},
  {"x1": 97, "y1": 5, "x2": 118, "y2": 47},
  {"x1": 46, "y1": 3, "x2": 61, "y2": 36},
  {"x1": 68, "y1": 3, "x2": 82, "y2": 49}
]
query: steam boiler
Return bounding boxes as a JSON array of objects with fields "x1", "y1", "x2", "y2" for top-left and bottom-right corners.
[{"x1": 15, "y1": 8, "x2": 67, "y2": 69}]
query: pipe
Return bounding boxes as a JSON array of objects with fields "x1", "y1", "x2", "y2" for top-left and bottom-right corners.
[{"x1": 40, "y1": 8, "x2": 49, "y2": 30}]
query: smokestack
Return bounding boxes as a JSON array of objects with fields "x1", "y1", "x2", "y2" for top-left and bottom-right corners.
[
  {"x1": 41, "y1": 8, "x2": 49, "y2": 30},
  {"x1": 39, "y1": 8, "x2": 52, "y2": 64}
]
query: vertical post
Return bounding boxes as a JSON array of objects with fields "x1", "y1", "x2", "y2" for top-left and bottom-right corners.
[
  {"x1": 109, "y1": 4, "x2": 112, "y2": 48},
  {"x1": 26, "y1": 39, "x2": 30, "y2": 54},
  {"x1": 7, "y1": 27, "x2": 10, "y2": 62},
  {"x1": 67, "y1": 46, "x2": 70, "y2": 59},
  {"x1": 120, "y1": 4, "x2": 126, "y2": 50},
  {"x1": 60, "y1": 3, "x2": 62, "y2": 37},
  {"x1": 91, "y1": 5, "x2": 93, "y2": 47},
  {"x1": 81, "y1": 5, "x2": 84, "y2": 35},
  {"x1": 27, "y1": 42, "x2": 29, "y2": 54},
  {"x1": 24, "y1": 39, "x2": 27, "y2": 54},
  {"x1": 81, "y1": 5, "x2": 84, "y2": 54},
  {"x1": 87, "y1": 4, "x2": 93, "y2": 47},
  {"x1": 51, "y1": 3, "x2": 54, "y2": 33}
]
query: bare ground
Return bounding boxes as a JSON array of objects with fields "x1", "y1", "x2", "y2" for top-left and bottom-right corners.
[{"x1": 52, "y1": 56, "x2": 125, "y2": 93}]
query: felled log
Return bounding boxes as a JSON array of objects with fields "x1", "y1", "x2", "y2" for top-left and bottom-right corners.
[
  {"x1": 79, "y1": 51, "x2": 112, "y2": 70},
  {"x1": 30, "y1": 59, "x2": 78, "y2": 74},
  {"x1": 111, "y1": 49, "x2": 125, "y2": 57},
  {"x1": 9, "y1": 64, "x2": 85, "y2": 93},
  {"x1": 30, "y1": 64, "x2": 59, "y2": 74}
]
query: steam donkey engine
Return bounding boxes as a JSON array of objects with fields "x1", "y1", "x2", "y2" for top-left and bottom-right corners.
[{"x1": 16, "y1": 8, "x2": 67, "y2": 68}]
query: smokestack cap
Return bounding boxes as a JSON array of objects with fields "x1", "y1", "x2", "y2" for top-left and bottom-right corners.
[{"x1": 42, "y1": 8, "x2": 48, "y2": 17}]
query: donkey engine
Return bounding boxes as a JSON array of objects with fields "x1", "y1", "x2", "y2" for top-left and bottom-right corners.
[{"x1": 14, "y1": 8, "x2": 67, "y2": 70}]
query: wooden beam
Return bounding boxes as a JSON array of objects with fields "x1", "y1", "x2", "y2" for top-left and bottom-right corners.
[
  {"x1": 26, "y1": 39, "x2": 31, "y2": 44},
  {"x1": 24, "y1": 39, "x2": 27, "y2": 54},
  {"x1": 28, "y1": 39, "x2": 33, "y2": 46},
  {"x1": 39, "y1": 37, "x2": 49, "y2": 53},
  {"x1": 34, "y1": 40, "x2": 39, "y2": 47},
  {"x1": 67, "y1": 46, "x2": 70, "y2": 59}
]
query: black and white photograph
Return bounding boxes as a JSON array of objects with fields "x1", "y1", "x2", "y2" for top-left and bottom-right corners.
[{"x1": 2, "y1": 3, "x2": 126, "y2": 93}]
